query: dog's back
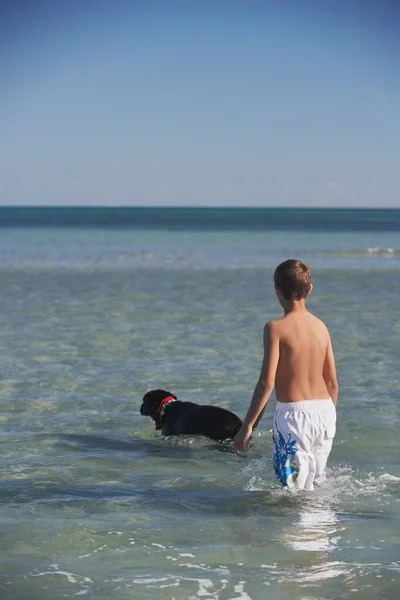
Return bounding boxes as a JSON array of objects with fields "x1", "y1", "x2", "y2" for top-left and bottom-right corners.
[{"x1": 162, "y1": 402, "x2": 242, "y2": 440}]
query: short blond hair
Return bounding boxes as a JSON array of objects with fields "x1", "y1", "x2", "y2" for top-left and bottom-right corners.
[{"x1": 274, "y1": 259, "x2": 311, "y2": 300}]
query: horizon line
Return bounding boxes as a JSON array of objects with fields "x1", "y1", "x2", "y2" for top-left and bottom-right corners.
[{"x1": 0, "y1": 205, "x2": 399, "y2": 211}]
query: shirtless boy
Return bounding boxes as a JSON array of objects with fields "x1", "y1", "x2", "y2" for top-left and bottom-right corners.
[{"x1": 234, "y1": 259, "x2": 338, "y2": 491}]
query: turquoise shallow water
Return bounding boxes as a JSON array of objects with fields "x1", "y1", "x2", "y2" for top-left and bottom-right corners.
[{"x1": 1, "y1": 222, "x2": 400, "y2": 599}]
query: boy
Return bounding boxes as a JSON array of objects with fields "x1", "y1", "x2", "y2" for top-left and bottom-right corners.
[{"x1": 234, "y1": 259, "x2": 338, "y2": 491}]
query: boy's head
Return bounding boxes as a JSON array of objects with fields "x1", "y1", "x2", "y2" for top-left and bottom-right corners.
[{"x1": 274, "y1": 259, "x2": 312, "y2": 301}]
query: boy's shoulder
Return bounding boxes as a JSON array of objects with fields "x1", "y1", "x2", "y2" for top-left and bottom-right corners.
[
  {"x1": 305, "y1": 310, "x2": 328, "y2": 325},
  {"x1": 263, "y1": 318, "x2": 283, "y2": 337},
  {"x1": 264, "y1": 318, "x2": 280, "y2": 328},
  {"x1": 306, "y1": 311, "x2": 330, "y2": 332}
]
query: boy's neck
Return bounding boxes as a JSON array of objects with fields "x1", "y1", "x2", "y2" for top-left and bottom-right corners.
[{"x1": 281, "y1": 298, "x2": 308, "y2": 315}]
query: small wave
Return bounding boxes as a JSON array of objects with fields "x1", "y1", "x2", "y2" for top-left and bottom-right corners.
[
  {"x1": 367, "y1": 247, "x2": 396, "y2": 255},
  {"x1": 241, "y1": 462, "x2": 400, "y2": 500},
  {"x1": 327, "y1": 468, "x2": 400, "y2": 497},
  {"x1": 310, "y1": 247, "x2": 400, "y2": 258}
]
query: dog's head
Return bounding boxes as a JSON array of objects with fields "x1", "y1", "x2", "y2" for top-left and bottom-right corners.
[{"x1": 140, "y1": 389, "x2": 177, "y2": 418}]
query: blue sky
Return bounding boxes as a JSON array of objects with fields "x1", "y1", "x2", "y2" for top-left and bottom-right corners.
[{"x1": 1, "y1": 0, "x2": 400, "y2": 207}]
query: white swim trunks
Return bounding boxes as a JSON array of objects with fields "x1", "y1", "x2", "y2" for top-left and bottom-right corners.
[{"x1": 273, "y1": 399, "x2": 336, "y2": 491}]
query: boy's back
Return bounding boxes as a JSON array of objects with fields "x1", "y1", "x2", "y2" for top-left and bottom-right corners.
[{"x1": 272, "y1": 310, "x2": 332, "y2": 403}]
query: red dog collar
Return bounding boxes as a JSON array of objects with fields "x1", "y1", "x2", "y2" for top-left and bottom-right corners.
[{"x1": 152, "y1": 395, "x2": 177, "y2": 430}]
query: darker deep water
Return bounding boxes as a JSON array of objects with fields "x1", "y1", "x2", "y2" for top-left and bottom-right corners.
[{"x1": 0, "y1": 206, "x2": 400, "y2": 231}]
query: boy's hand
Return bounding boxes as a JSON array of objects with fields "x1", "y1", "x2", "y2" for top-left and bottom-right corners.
[{"x1": 233, "y1": 424, "x2": 252, "y2": 453}]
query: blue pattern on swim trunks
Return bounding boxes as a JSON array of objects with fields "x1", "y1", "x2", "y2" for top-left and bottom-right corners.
[{"x1": 273, "y1": 427, "x2": 298, "y2": 487}]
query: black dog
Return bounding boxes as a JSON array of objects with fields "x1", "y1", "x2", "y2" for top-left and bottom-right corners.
[{"x1": 140, "y1": 389, "x2": 244, "y2": 441}]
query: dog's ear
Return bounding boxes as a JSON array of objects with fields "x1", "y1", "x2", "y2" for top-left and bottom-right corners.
[{"x1": 141, "y1": 390, "x2": 159, "y2": 417}]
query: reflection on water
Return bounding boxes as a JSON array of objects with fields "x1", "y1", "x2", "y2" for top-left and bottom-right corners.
[{"x1": 281, "y1": 505, "x2": 341, "y2": 553}]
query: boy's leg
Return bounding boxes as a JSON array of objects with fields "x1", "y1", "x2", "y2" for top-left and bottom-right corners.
[
  {"x1": 295, "y1": 448, "x2": 316, "y2": 491},
  {"x1": 272, "y1": 408, "x2": 313, "y2": 490},
  {"x1": 272, "y1": 411, "x2": 299, "y2": 487},
  {"x1": 313, "y1": 405, "x2": 336, "y2": 487},
  {"x1": 313, "y1": 436, "x2": 334, "y2": 487}
]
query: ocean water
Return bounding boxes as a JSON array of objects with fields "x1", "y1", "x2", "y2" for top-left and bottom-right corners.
[{"x1": 0, "y1": 208, "x2": 399, "y2": 600}]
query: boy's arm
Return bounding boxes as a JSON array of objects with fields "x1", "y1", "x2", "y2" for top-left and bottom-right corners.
[
  {"x1": 234, "y1": 321, "x2": 280, "y2": 452},
  {"x1": 323, "y1": 333, "x2": 339, "y2": 406}
]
